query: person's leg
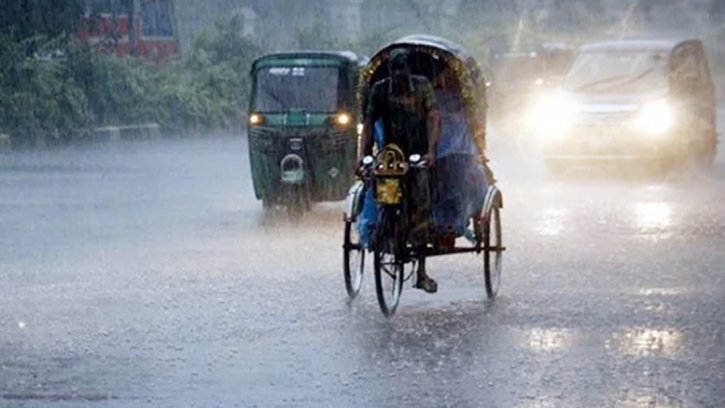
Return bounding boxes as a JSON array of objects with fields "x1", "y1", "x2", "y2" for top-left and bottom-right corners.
[{"x1": 410, "y1": 168, "x2": 437, "y2": 293}]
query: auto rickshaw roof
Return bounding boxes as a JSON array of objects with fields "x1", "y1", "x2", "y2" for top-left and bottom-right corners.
[{"x1": 251, "y1": 51, "x2": 363, "y2": 71}]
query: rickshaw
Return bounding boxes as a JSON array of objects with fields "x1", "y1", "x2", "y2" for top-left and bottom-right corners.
[
  {"x1": 341, "y1": 35, "x2": 505, "y2": 317},
  {"x1": 247, "y1": 51, "x2": 366, "y2": 215}
]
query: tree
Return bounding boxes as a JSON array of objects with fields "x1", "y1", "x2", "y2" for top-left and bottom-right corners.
[{"x1": 0, "y1": 0, "x2": 86, "y2": 42}]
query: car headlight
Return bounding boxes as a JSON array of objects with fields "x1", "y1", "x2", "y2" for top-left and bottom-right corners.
[
  {"x1": 526, "y1": 93, "x2": 575, "y2": 136},
  {"x1": 635, "y1": 100, "x2": 674, "y2": 135}
]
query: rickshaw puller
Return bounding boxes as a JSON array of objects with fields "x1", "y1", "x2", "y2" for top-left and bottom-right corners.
[{"x1": 360, "y1": 48, "x2": 441, "y2": 294}]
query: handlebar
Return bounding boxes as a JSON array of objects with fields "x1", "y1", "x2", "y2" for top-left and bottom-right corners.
[
  {"x1": 355, "y1": 154, "x2": 428, "y2": 178},
  {"x1": 410, "y1": 159, "x2": 428, "y2": 169}
]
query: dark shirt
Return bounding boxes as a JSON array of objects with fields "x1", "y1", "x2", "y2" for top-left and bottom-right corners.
[{"x1": 366, "y1": 75, "x2": 438, "y2": 155}]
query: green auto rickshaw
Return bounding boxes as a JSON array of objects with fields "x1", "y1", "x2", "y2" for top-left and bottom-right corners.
[{"x1": 247, "y1": 51, "x2": 365, "y2": 214}]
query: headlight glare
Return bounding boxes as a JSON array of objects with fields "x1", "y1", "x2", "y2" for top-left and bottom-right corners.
[
  {"x1": 635, "y1": 100, "x2": 674, "y2": 135},
  {"x1": 334, "y1": 112, "x2": 352, "y2": 127},
  {"x1": 526, "y1": 93, "x2": 575, "y2": 137},
  {"x1": 249, "y1": 113, "x2": 263, "y2": 126}
]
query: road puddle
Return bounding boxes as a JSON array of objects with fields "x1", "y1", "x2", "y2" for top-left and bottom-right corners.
[
  {"x1": 535, "y1": 207, "x2": 566, "y2": 236},
  {"x1": 634, "y1": 202, "x2": 673, "y2": 240},
  {"x1": 606, "y1": 327, "x2": 683, "y2": 358},
  {"x1": 614, "y1": 390, "x2": 684, "y2": 408},
  {"x1": 526, "y1": 328, "x2": 574, "y2": 352}
]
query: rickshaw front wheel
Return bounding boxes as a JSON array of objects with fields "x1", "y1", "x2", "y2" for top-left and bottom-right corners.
[
  {"x1": 373, "y1": 211, "x2": 405, "y2": 317},
  {"x1": 483, "y1": 206, "x2": 503, "y2": 299}
]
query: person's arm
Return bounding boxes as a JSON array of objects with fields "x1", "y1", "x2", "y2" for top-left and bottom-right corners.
[{"x1": 360, "y1": 83, "x2": 381, "y2": 159}]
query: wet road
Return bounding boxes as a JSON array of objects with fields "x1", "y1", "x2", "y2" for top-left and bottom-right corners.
[{"x1": 1, "y1": 121, "x2": 725, "y2": 408}]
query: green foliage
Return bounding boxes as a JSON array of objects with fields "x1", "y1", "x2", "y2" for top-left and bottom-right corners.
[
  {"x1": 0, "y1": 35, "x2": 92, "y2": 147},
  {"x1": 180, "y1": 13, "x2": 263, "y2": 130},
  {"x1": 0, "y1": 13, "x2": 263, "y2": 147}
]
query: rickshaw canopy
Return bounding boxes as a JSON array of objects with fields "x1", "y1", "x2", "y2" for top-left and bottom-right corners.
[
  {"x1": 356, "y1": 35, "x2": 492, "y2": 243},
  {"x1": 357, "y1": 34, "x2": 488, "y2": 156}
]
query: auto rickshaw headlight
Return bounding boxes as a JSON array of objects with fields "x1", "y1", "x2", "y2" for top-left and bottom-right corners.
[
  {"x1": 635, "y1": 100, "x2": 674, "y2": 135},
  {"x1": 249, "y1": 113, "x2": 263, "y2": 126},
  {"x1": 334, "y1": 112, "x2": 352, "y2": 128}
]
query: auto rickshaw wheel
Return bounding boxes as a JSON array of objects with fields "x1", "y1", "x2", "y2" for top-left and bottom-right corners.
[
  {"x1": 343, "y1": 220, "x2": 365, "y2": 299},
  {"x1": 282, "y1": 186, "x2": 309, "y2": 219},
  {"x1": 483, "y1": 206, "x2": 502, "y2": 299},
  {"x1": 262, "y1": 196, "x2": 275, "y2": 212}
]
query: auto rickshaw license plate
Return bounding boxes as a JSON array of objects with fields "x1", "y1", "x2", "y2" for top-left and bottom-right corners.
[{"x1": 376, "y1": 178, "x2": 401, "y2": 205}]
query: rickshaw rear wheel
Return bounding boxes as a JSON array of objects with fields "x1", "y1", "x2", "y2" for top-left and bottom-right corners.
[
  {"x1": 343, "y1": 220, "x2": 365, "y2": 298},
  {"x1": 373, "y1": 211, "x2": 405, "y2": 317},
  {"x1": 483, "y1": 206, "x2": 503, "y2": 299}
]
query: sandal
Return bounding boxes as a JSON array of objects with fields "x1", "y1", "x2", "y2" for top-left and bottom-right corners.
[{"x1": 414, "y1": 275, "x2": 438, "y2": 293}]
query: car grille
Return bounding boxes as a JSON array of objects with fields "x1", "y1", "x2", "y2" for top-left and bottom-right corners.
[{"x1": 576, "y1": 111, "x2": 635, "y2": 127}]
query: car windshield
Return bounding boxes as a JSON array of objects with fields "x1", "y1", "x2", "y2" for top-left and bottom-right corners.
[
  {"x1": 563, "y1": 50, "x2": 668, "y2": 93},
  {"x1": 252, "y1": 66, "x2": 341, "y2": 113},
  {"x1": 493, "y1": 53, "x2": 544, "y2": 81}
]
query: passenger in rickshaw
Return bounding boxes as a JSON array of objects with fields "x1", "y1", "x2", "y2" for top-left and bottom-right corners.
[
  {"x1": 429, "y1": 69, "x2": 489, "y2": 242},
  {"x1": 359, "y1": 48, "x2": 441, "y2": 293}
]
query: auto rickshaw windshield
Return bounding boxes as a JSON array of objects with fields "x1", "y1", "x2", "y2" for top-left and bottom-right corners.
[
  {"x1": 252, "y1": 65, "x2": 342, "y2": 113},
  {"x1": 563, "y1": 50, "x2": 669, "y2": 94}
]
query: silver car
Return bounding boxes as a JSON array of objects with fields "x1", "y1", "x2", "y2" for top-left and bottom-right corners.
[{"x1": 526, "y1": 38, "x2": 717, "y2": 173}]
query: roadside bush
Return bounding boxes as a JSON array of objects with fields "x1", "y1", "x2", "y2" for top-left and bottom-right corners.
[
  {"x1": 0, "y1": 13, "x2": 262, "y2": 148},
  {"x1": 0, "y1": 35, "x2": 92, "y2": 148}
]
